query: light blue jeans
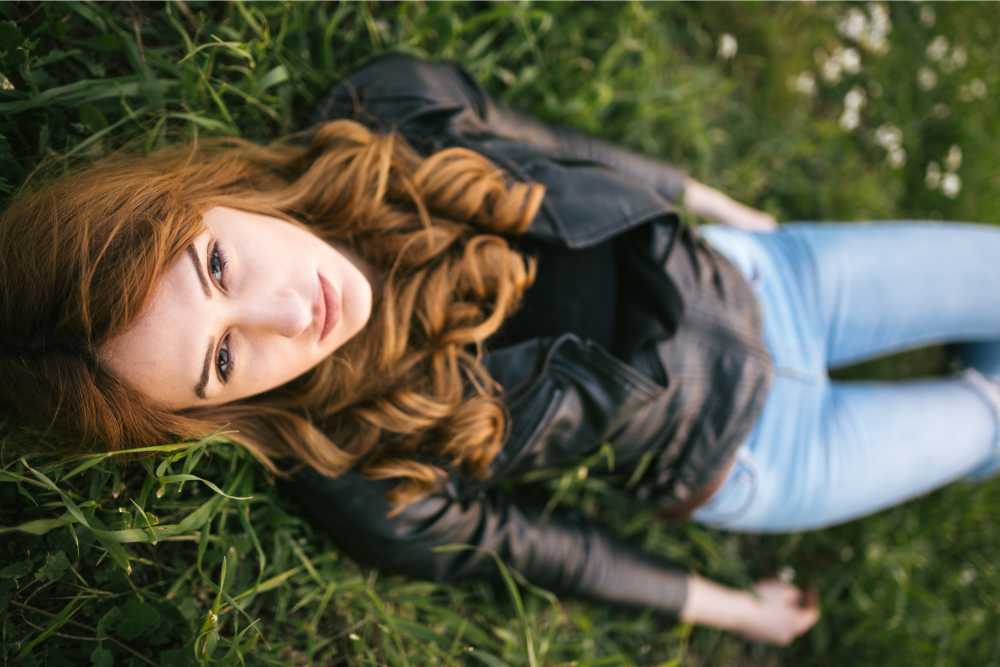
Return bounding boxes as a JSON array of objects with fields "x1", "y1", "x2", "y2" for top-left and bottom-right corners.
[{"x1": 692, "y1": 222, "x2": 1000, "y2": 533}]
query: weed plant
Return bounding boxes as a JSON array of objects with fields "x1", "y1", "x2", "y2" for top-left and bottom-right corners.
[{"x1": 2, "y1": 2, "x2": 1000, "y2": 665}]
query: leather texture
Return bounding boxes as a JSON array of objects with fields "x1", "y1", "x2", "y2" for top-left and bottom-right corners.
[{"x1": 279, "y1": 53, "x2": 774, "y2": 616}]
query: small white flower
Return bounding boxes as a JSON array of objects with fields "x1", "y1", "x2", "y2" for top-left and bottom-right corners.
[
  {"x1": 839, "y1": 47, "x2": 862, "y2": 74},
  {"x1": 845, "y1": 86, "x2": 867, "y2": 111},
  {"x1": 919, "y1": 5, "x2": 936, "y2": 27},
  {"x1": 868, "y1": 3, "x2": 891, "y2": 35},
  {"x1": 926, "y1": 36, "x2": 949, "y2": 62},
  {"x1": 945, "y1": 145, "x2": 963, "y2": 171},
  {"x1": 925, "y1": 161, "x2": 942, "y2": 189},
  {"x1": 718, "y1": 33, "x2": 738, "y2": 60},
  {"x1": 941, "y1": 173, "x2": 961, "y2": 198},
  {"x1": 888, "y1": 146, "x2": 906, "y2": 169},
  {"x1": 959, "y1": 568, "x2": 977, "y2": 586},
  {"x1": 917, "y1": 66, "x2": 938, "y2": 91},
  {"x1": 789, "y1": 71, "x2": 817, "y2": 96},
  {"x1": 840, "y1": 107, "x2": 860, "y2": 131},
  {"x1": 838, "y1": 8, "x2": 868, "y2": 42},
  {"x1": 0, "y1": 74, "x2": 12, "y2": 91},
  {"x1": 822, "y1": 57, "x2": 843, "y2": 84},
  {"x1": 950, "y1": 46, "x2": 968, "y2": 68},
  {"x1": 961, "y1": 78, "x2": 987, "y2": 101},
  {"x1": 875, "y1": 124, "x2": 902, "y2": 150},
  {"x1": 931, "y1": 103, "x2": 950, "y2": 119},
  {"x1": 865, "y1": 35, "x2": 891, "y2": 56},
  {"x1": 861, "y1": 3, "x2": 892, "y2": 54}
]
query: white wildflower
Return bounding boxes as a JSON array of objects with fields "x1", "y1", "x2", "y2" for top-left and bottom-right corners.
[
  {"x1": 875, "y1": 124, "x2": 902, "y2": 150},
  {"x1": 840, "y1": 107, "x2": 860, "y2": 131},
  {"x1": 945, "y1": 144, "x2": 962, "y2": 171},
  {"x1": 840, "y1": 47, "x2": 862, "y2": 74},
  {"x1": 940, "y1": 44, "x2": 968, "y2": 74},
  {"x1": 876, "y1": 124, "x2": 904, "y2": 168},
  {"x1": 838, "y1": 8, "x2": 868, "y2": 42},
  {"x1": 941, "y1": 173, "x2": 961, "y2": 198},
  {"x1": 861, "y1": 3, "x2": 892, "y2": 55},
  {"x1": 718, "y1": 33, "x2": 738, "y2": 60},
  {"x1": 925, "y1": 161, "x2": 942, "y2": 189},
  {"x1": 919, "y1": 5, "x2": 936, "y2": 27},
  {"x1": 868, "y1": 3, "x2": 891, "y2": 35},
  {"x1": 822, "y1": 57, "x2": 843, "y2": 84},
  {"x1": 931, "y1": 103, "x2": 950, "y2": 119},
  {"x1": 917, "y1": 66, "x2": 938, "y2": 91},
  {"x1": 926, "y1": 36, "x2": 948, "y2": 62},
  {"x1": 960, "y1": 78, "x2": 988, "y2": 102},
  {"x1": 845, "y1": 86, "x2": 866, "y2": 111},
  {"x1": 959, "y1": 568, "x2": 977, "y2": 586},
  {"x1": 888, "y1": 146, "x2": 906, "y2": 169},
  {"x1": 0, "y1": 74, "x2": 12, "y2": 91},
  {"x1": 789, "y1": 71, "x2": 817, "y2": 96},
  {"x1": 950, "y1": 46, "x2": 968, "y2": 68},
  {"x1": 865, "y1": 34, "x2": 890, "y2": 56},
  {"x1": 778, "y1": 566, "x2": 797, "y2": 584}
]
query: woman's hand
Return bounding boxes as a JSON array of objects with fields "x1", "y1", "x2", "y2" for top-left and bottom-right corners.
[
  {"x1": 733, "y1": 579, "x2": 821, "y2": 645},
  {"x1": 682, "y1": 179, "x2": 779, "y2": 232},
  {"x1": 680, "y1": 574, "x2": 820, "y2": 646}
]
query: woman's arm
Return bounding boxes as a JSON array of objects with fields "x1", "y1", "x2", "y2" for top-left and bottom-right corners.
[
  {"x1": 281, "y1": 467, "x2": 820, "y2": 645},
  {"x1": 682, "y1": 178, "x2": 778, "y2": 231},
  {"x1": 279, "y1": 467, "x2": 690, "y2": 615},
  {"x1": 681, "y1": 574, "x2": 820, "y2": 645}
]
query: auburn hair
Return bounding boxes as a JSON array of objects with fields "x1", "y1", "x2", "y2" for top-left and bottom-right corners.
[{"x1": 0, "y1": 119, "x2": 544, "y2": 513}]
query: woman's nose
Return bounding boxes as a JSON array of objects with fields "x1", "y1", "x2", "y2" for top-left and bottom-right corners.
[{"x1": 239, "y1": 287, "x2": 313, "y2": 338}]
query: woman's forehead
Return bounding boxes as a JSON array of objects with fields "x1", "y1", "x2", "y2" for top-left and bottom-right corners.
[{"x1": 100, "y1": 238, "x2": 213, "y2": 409}]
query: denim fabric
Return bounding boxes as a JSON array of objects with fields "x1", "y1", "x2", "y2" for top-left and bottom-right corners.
[{"x1": 692, "y1": 222, "x2": 1000, "y2": 532}]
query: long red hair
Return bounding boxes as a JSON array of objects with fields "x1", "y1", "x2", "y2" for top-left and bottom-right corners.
[{"x1": 0, "y1": 119, "x2": 543, "y2": 512}]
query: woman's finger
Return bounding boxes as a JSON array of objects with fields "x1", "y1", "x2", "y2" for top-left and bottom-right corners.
[{"x1": 794, "y1": 602, "x2": 821, "y2": 635}]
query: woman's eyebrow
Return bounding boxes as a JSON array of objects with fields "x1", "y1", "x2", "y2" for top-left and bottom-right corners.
[
  {"x1": 185, "y1": 244, "x2": 212, "y2": 299},
  {"x1": 186, "y1": 242, "x2": 213, "y2": 399},
  {"x1": 194, "y1": 337, "x2": 214, "y2": 400}
]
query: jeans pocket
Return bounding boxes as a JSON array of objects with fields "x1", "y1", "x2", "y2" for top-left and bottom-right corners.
[{"x1": 692, "y1": 450, "x2": 758, "y2": 525}]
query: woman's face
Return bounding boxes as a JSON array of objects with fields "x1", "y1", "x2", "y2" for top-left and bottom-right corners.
[{"x1": 101, "y1": 206, "x2": 374, "y2": 409}]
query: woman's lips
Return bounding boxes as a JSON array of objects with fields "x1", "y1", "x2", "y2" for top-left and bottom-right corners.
[{"x1": 318, "y1": 273, "x2": 340, "y2": 342}]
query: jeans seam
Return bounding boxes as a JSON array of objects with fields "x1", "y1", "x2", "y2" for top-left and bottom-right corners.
[{"x1": 786, "y1": 230, "x2": 830, "y2": 365}]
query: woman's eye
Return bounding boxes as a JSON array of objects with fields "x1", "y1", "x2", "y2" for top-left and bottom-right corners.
[
  {"x1": 209, "y1": 242, "x2": 228, "y2": 287},
  {"x1": 217, "y1": 336, "x2": 233, "y2": 382}
]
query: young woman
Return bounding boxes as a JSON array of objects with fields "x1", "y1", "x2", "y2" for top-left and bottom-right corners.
[{"x1": 3, "y1": 53, "x2": 1000, "y2": 646}]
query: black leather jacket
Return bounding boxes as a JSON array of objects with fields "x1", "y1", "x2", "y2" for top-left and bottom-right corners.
[{"x1": 278, "y1": 53, "x2": 773, "y2": 616}]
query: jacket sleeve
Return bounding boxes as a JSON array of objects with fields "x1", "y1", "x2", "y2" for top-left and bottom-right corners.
[
  {"x1": 279, "y1": 466, "x2": 689, "y2": 616},
  {"x1": 309, "y1": 52, "x2": 689, "y2": 204}
]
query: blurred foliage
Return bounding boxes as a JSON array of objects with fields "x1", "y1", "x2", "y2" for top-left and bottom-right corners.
[{"x1": 2, "y1": 1, "x2": 1000, "y2": 665}]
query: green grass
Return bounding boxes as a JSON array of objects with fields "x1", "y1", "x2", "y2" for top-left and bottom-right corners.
[{"x1": 3, "y1": 2, "x2": 1000, "y2": 665}]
